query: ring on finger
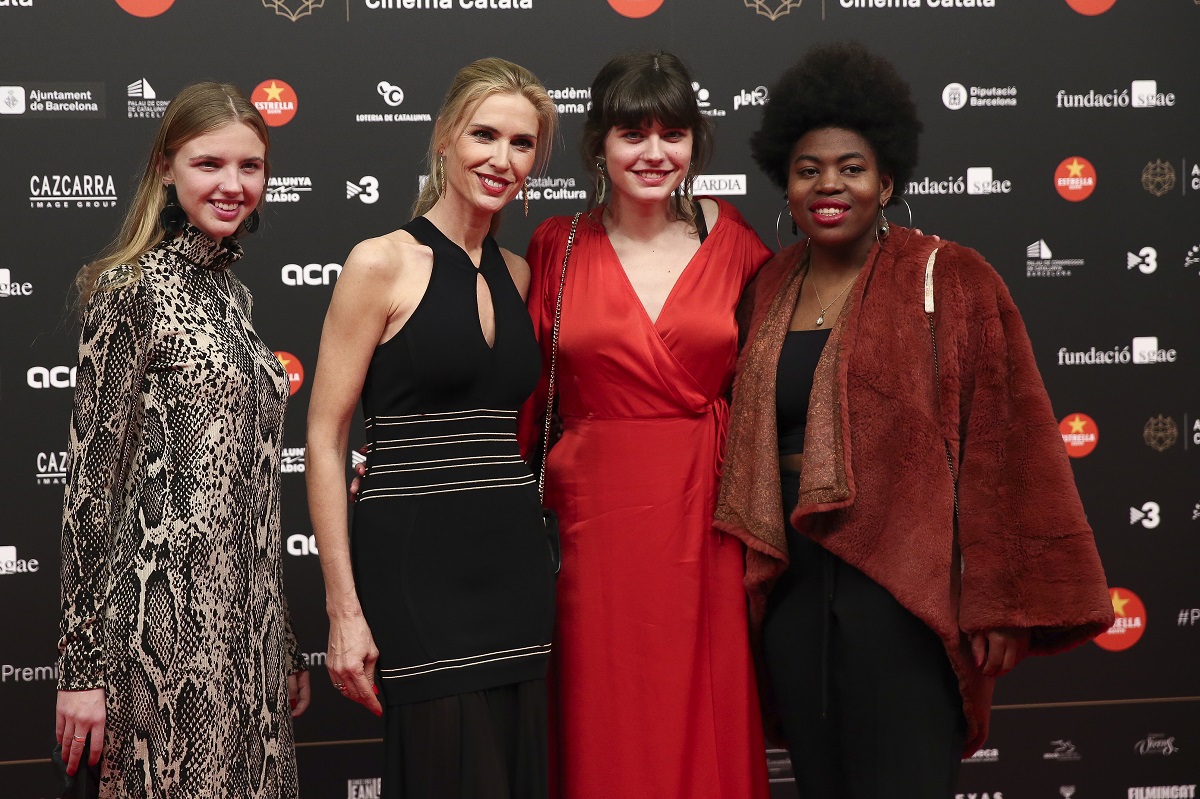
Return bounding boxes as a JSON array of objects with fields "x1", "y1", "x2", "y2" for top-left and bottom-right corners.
[
  {"x1": 73, "y1": 734, "x2": 87, "y2": 742},
  {"x1": 332, "y1": 682, "x2": 346, "y2": 690}
]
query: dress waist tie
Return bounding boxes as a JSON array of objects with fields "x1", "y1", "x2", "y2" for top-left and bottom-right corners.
[{"x1": 710, "y1": 398, "x2": 730, "y2": 479}]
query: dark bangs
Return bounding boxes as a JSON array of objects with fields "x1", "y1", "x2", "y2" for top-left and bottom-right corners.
[{"x1": 597, "y1": 62, "x2": 703, "y2": 134}]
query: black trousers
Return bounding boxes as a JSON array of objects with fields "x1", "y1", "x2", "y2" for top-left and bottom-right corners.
[{"x1": 763, "y1": 471, "x2": 966, "y2": 799}]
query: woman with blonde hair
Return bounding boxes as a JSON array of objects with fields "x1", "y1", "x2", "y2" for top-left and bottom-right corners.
[
  {"x1": 307, "y1": 58, "x2": 559, "y2": 797},
  {"x1": 56, "y1": 81, "x2": 309, "y2": 797}
]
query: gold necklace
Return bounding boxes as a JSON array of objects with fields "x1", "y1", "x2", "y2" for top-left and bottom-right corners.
[{"x1": 810, "y1": 271, "x2": 857, "y2": 327}]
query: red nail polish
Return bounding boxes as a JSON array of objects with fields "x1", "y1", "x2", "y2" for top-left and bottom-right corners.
[{"x1": 372, "y1": 685, "x2": 379, "y2": 694}]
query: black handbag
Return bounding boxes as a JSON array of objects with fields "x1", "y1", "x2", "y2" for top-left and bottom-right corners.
[
  {"x1": 50, "y1": 741, "x2": 100, "y2": 799},
  {"x1": 537, "y1": 212, "x2": 582, "y2": 576}
]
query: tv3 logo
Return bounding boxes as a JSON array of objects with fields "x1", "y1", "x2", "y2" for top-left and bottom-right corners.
[{"x1": 1130, "y1": 502, "x2": 1160, "y2": 529}]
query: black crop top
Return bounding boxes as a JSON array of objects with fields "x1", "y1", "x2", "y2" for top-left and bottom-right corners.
[{"x1": 776, "y1": 328, "x2": 832, "y2": 456}]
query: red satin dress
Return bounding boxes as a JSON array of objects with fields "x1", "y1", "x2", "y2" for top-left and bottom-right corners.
[{"x1": 520, "y1": 200, "x2": 772, "y2": 799}]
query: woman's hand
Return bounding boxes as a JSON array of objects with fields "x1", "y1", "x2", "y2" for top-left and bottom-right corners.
[
  {"x1": 327, "y1": 612, "x2": 383, "y2": 716},
  {"x1": 55, "y1": 688, "x2": 105, "y2": 776},
  {"x1": 970, "y1": 628, "x2": 1030, "y2": 676},
  {"x1": 288, "y1": 670, "x2": 311, "y2": 717},
  {"x1": 347, "y1": 444, "x2": 368, "y2": 502}
]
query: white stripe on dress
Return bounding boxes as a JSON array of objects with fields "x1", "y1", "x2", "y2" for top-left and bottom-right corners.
[{"x1": 380, "y1": 643, "x2": 552, "y2": 680}]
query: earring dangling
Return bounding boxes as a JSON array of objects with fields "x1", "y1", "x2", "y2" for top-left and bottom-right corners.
[
  {"x1": 243, "y1": 209, "x2": 261, "y2": 234},
  {"x1": 159, "y1": 184, "x2": 187, "y2": 235},
  {"x1": 775, "y1": 196, "x2": 802, "y2": 251},
  {"x1": 594, "y1": 157, "x2": 607, "y2": 204},
  {"x1": 878, "y1": 205, "x2": 890, "y2": 238},
  {"x1": 891, "y1": 194, "x2": 914, "y2": 228},
  {"x1": 437, "y1": 155, "x2": 446, "y2": 198},
  {"x1": 523, "y1": 179, "x2": 530, "y2": 217}
]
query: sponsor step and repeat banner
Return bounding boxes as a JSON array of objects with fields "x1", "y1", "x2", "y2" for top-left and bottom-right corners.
[{"x1": 1, "y1": 1, "x2": 1196, "y2": 797}]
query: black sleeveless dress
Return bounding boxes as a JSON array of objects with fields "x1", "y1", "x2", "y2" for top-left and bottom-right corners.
[{"x1": 351, "y1": 217, "x2": 554, "y2": 797}]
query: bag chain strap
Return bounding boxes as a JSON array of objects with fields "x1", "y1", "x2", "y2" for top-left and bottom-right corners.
[{"x1": 538, "y1": 212, "x2": 582, "y2": 503}]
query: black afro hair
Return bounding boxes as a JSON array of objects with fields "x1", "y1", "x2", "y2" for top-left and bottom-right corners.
[{"x1": 750, "y1": 41, "x2": 922, "y2": 194}]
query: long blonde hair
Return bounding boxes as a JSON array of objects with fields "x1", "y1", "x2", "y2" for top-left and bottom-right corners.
[
  {"x1": 411, "y1": 58, "x2": 558, "y2": 220},
  {"x1": 75, "y1": 81, "x2": 270, "y2": 312}
]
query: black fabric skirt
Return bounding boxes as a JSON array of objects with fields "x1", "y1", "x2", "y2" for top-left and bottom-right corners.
[{"x1": 383, "y1": 679, "x2": 548, "y2": 799}]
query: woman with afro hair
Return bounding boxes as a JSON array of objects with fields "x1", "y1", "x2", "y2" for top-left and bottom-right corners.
[{"x1": 715, "y1": 42, "x2": 1112, "y2": 797}]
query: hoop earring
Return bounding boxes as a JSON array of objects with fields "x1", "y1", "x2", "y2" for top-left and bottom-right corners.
[
  {"x1": 775, "y1": 198, "x2": 801, "y2": 251},
  {"x1": 243, "y1": 209, "x2": 261, "y2": 234},
  {"x1": 885, "y1": 194, "x2": 914, "y2": 228},
  {"x1": 159, "y1": 184, "x2": 187, "y2": 235},
  {"x1": 594, "y1": 157, "x2": 607, "y2": 204},
  {"x1": 522, "y1": 179, "x2": 530, "y2": 217},
  {"x1": 437, "y1": 155, "x2": 446, "y2": 198}
]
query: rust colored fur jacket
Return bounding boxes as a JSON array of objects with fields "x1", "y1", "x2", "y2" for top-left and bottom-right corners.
[{"x1": 714, "y1": 228, "x2": 1113, "y2": 754}]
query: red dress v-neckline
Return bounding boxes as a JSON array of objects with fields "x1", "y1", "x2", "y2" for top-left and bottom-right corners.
[{"x1": 599, "y1": 210, "x2": 721, "y2": 331}]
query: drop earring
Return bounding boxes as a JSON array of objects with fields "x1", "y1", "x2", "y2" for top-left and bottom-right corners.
[
  {"x1": 159, "y1": 184, "x2": 187, "y2": 235},
  {"x1": 523, "y1": 179, "x2": 530, "y2": 217},
  {"x1": 437, "y1": 155, "x2": 446, "y2": 198},
  {"x1": 594, "y1": 157, "x2": 607, "y2": 204}
]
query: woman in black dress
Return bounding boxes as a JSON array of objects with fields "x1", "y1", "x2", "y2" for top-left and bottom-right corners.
[{"x1": 306, "y1": 58, "x2": 558, "y2": 798}]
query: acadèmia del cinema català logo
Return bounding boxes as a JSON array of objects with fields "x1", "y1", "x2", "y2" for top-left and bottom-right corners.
[
  {"x1": 263, "y1": 0, "x2": 326, "y2": 21},
  {"x1": 114, "y1": 0, "x2": 175, "y2": 17},
  {"x1": 745, "y1": 0, "x2": 803, "y2": 19}
]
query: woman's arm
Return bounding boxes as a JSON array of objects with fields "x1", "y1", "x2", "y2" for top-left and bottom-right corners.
[
  {"x1": 306, "y1": 235, "x2": 423, "y2": 716},
  {"x1": 57, "y1": 269, "x2": 154, "y2": 772},
  {"x1": 953, "y1": 250, "x2": 1112, "y2": 660}
]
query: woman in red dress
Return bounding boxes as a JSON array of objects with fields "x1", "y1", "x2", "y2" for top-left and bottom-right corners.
[{"x1": 520, "y1": 52, "x2": 772, "y2": 799}]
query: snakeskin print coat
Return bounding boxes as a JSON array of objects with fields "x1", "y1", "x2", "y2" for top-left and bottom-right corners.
[{"x1": 58, "y1": 225, "x2": 304, "y2": 798}]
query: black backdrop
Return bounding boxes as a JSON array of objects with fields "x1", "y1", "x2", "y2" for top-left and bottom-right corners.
[{"x1": 1, "y1": 2, "x2": 1197, "y2": 797}]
